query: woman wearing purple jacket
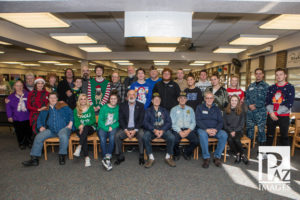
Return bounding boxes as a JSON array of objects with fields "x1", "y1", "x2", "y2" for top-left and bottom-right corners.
[{"x1": 6, "y1": 80, "x2": 32, "y2": 149}]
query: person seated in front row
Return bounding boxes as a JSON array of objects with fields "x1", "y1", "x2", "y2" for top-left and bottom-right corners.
[
  {"x1": 73, "y1": 94, "x2": 96, "y2": 167},
  {"x1": 22, "y1": 92, "x2": 73, "y2": 167},
  {"x1": 114, "y1": 90, "x2": 145, "y2": 165},
  {"x1": 223, "y1": 95, "x2": 248, "y2": 165},
  {"x1": 143, "y1": 93, "x2": 176, "y2": 168},
  {"x1": 97, "y1": 93, "x2": 119, "y2": 171},
  {"x1": 171, "y1": 92, "x2": 198, "y2": 161},
  {"x1": 196, "y1": 91, "x2": 228, "y2": 168}
]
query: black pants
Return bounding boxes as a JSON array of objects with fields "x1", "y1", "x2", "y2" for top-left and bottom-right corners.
[
  {"x1": 76, "y1": 125, "x2": 94, "y2": 157},
  {"x1": 227, "y1": 131, "x2": 244, "y2": 155},
  {"x1": 173, "y1": 129, "x2": 198, "y2": 157},
  {"x1": 266, "y1": 115, "x2": 290, "y2": 146},
  {"x1": 13, "y1": 120, "x2": 32, "y2": 147}
]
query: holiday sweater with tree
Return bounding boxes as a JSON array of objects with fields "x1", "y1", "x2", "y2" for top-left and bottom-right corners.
[
  {"x1": 87, "y1": 78, "x2": 111, "y2": 108},
  {"x1": 266, "y1": 82, "x2": 295, "y2": 116}
]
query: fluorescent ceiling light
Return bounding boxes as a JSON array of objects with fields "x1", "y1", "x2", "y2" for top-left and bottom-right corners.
[
  {"x1": 193, "y1": 61, "x2": 211, "y2": 64},
  {"x1": 0, "y1": 41, "x2": 12, "y2": 45},
  {"x1": 79, "y1": 45, "x2": 112, "y2": 52},
  {"x1": 154, "y1": 60, "x2": 170, "y2": 65},
  {"x1": 189, "y1": 63, "x2": 205, "y2": 66},
  {"x1": 145, "y1": 37, "x2": 181, "y2": 44},
  {"x1": 38, "y1": 61, "x2": 60, "y2": 64},
  {"x1": 50, "y1": 33, "x2": 97, "y2": 44},
  {"x1": 229, "y1": 34, "x2": 278, "y2": 45},
  {"x1": 118, "y1": 62, "x2": 134, "y2": 65},
  {"x1": 154, "y1": 60, "x2": 170, "y2": 63},
  {"x1": 148, "y1": 47, "x2": 176, "y2": 52},
  {"x1": 89, "y1": 63, "x2": 96, "y2": 66},
  {"x1": 213, "y1": 47, "x2": 247, "y2": 54},
  {"x1": 0, "y1": 61, "x2": 23, "y2": 64},
  {"x1": 0, "y1": 51, "x2": 4, "y2": 54},
  {"x1": 26, "y1": 48, "x2": 46, "y2": 54},
  {"x1": 154, "y1": 63, "x2": 169, "y2": 65},
  {"x1": 55, "y1": 63, "x2": 73, "y2": 66},
  {"x1": 260, "y1": 14, "x2": 300, "y2": 30},
  {"x1": 21, "y1": 63, "x2": 40, "y2": 66},
  {"x1": 183, "y1": 69, "x2": 190, "y2": 71},
  {"x1": 0, "y1": 12, "x2": 70, "y2": 28},
  {"x1": 112, "y1": 60, "x2": 130, "y2": 63}
]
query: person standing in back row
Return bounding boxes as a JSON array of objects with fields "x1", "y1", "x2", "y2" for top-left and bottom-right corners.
[
  {"x1": 246, "y1": 68, "x2": 269, "y2": 147},
  {"x1": 184, "y1": 74, "x2": 203, "y2": 111},
  {"x1": 57, "y1": 68, "x2": 74, "y2": 107},
  {"x1": 152, "y1": 68, "x2": 180, "y2": 111},
  {"x1": 175, "y1": 68, "x2": 188, "y2": 91},
  {"x1": 195, "y1": 69, "x2": 211, "y2": 95},
  {"x1": 123, "y1": 65, "x2": 137, "y2": 96},
  {"x1": 87, "y1": 65, "x2": 111, "y2": 113},
  {"x1": 266, "y1": 68, "x2": 295, "y2": 146}
]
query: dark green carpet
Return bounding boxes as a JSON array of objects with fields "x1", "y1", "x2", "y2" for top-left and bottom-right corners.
[{"x1": 0, "y1": 127, "x2": 300, "y2": 200}]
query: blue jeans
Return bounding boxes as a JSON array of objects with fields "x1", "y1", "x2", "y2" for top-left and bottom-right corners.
[
  {"x1": 197, "y1": 129, "x2": 228, "y2": 159},
  {"x1": 98, "y1": 128, "x2": 118, "y2": 158},
  {"x1": 143, "y1": 130, "x2": 175, "y2": 155},
  {"x1": 30, "y1": 127, "x2": 71, "y2": 157}
]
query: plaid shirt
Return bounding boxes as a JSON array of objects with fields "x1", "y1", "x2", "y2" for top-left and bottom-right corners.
[{"x1": 110, "y1": 81, "x2": 125, "y2": 103}]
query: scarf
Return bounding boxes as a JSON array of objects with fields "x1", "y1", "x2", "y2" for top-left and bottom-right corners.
[{"x1": 15, "y1": 93, "x2": 27, "y2": 112}]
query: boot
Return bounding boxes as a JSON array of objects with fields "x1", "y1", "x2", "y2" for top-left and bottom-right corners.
[
  {"x1": 235, "y1": 154, "x2": 241, "y2": 164},
  {"x1": 59, "y1": 155, "x2": 66, "y2": 165},
  {"x1": 22, "y1": 156, "x2": 39, "y2": 167}
]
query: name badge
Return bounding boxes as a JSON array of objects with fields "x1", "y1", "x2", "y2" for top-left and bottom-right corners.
[
  {"x1": 202, "y1": 110, "x2": 208, "y2": 114},
  {"x1": 249, "y1": 87, "x2": 254, "y2": 91},
  {"x1": 177, "y1": 110, "x2": 180, "y2": 114}
]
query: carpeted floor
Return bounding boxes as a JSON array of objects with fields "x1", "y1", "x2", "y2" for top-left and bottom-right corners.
[{"x1": 0, "y1": 127, "x2": 300, "y2": 200}]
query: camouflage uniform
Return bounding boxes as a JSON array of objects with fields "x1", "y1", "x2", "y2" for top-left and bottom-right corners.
[{"x1": 245, "y1": 81, "x2": 269, "y2": 143}]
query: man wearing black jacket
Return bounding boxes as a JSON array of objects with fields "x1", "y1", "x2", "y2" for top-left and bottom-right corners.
[
  {"x1": 114, "y1": 90, "x2": 145, "y2": 165},
  {"x1": 152, "y1": 68, "x2": 180, "y2": 111},
  {"x1": 57, "y1": 68, "x2": 74, "y2": 107}
]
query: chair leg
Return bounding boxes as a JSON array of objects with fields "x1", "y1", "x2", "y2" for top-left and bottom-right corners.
[
  {"x1": 144, "y1": 149, "x2": 147, "y2": 160},
  {"x1": 69, "y1": 140, "x2": 73, "y2": 160},
  {"x1": 122, "y1": 144, "x2": 125, "y2": 153},
  {"x1": 273, "y1": 128, "x2": 278, "y2": 146},
  {"x1": 94, "y1": 140, "x2": 98, "y2": 160},
  {"x1": 247, "y1": 142, "x2": 251, "y2": 160},
  {"x1": 196, "y1": 146, "x2": 199, "y2": 160},
  {"x1": 224, "y1": 143, "x2": 227, "y2": 163},
  {"x1": 291, "y1": 134, "x2": 296, "y2": 157},
  {"x1": 44, "y1": 141, "x2": 48, "y2": 160},
  {"x1": 252, "y1": 126, "x2": 257, "y2": 148}
]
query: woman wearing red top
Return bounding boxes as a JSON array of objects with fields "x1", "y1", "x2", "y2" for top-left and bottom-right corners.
[
  {"x1": 27, "y1": 77, "x2": 49, "y2": 135},
  {"x1": 227, "y1": 75, "x2": 244, "y2": 104}
]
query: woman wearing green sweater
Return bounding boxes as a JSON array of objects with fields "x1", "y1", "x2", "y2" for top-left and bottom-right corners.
[
  {"x1": 98, "y1": 93, "x2": 119, "y2": 171},
  {"x1": 73, "y1": 94, "x2": 96, "y2": 167}
]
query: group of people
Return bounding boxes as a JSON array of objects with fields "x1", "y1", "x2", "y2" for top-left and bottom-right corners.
[{"x1": 4, "y1": 64, "x2": 295, "y2": 171}]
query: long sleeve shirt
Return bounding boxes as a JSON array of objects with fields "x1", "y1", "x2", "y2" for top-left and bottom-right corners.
[
  {"x1": 196, "y1": 103, "x2": 223, "y2": 132},
  {"x1": 170, "y1": 105, "x2": 196, "y2": 132}
]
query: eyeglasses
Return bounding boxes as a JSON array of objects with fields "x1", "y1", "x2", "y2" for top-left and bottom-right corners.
[{"x1": 205, "y1": 97, "x2": 214, "y2": 99}]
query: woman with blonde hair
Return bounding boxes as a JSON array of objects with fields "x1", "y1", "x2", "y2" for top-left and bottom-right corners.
[
  {"x1": 227, "y1": 75, "x2": 244, "y2": 104},
  {"x1": 73, "y1": 93, "x2": 96, "y2": 167},
  {"x1": 223, "y1": 95, "x2": 248, "y2": 165}
]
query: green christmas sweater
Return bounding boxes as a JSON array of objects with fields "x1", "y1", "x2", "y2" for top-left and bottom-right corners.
[
  {"x1": 98, "y1": 104, "x2": 119, "y2": 132},
  {"x1": 87, "y1": 78, "x2": 111, "y2": 107},
  {"x1": 73, "y1": 106, "x2": 96, "y2": 130}
]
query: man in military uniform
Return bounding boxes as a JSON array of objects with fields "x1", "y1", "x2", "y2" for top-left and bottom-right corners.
[{"x1": 245, "y1": 68, "x2": 269, "y2": 146}]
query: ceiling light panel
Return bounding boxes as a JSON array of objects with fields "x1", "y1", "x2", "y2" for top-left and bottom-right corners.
[
  {"x1": 213, "y1": 47, "x2": 247, "y2": 54},
  {"x1": 229, "y1": 34, "x2": 278, "y2": 45},
  {"x1": 79, "y1": 46, "x2": 112, "y2": 52},
  {"x1": 0, "y1": 41, "x2": 12, "y2": 45},
  {"x1": 0, "y1": 13, "x2": 70, "y2": 28},
  {"x1": 260, "y1": 14, "x2": 300, "y2": 30},
  {"x1": 26, "y1": 48, "x2": 46, "y2": 54},
  {"x1": 50, "y1": 33, "x2": 97, "y2": 44},
  {"x1": 148, "y1": 47, "x2": 176, "y2": 52},
  {"x1": 38, "y1": 61, "x2": 60, "y2": 64}
]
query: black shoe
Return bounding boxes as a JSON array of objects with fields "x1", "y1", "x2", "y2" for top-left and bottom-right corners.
[
  {"x1": 22, "y1": 156, "x2": 39, "y2": 167},
  {"x1": 27, "y1": 143, "x2": 32, "y2": 149},
  {"x1": 235, "y1": 154, "x2": 241, "y2": 164},
  {"x1": 139, "y1": 157, "x2": 145, "y2": 165},
  {"x1": 19, "y1": 145, "x2": 26, "y2": 150},
  {"x1": 202, "y1": 158, "x2": 210, "y2": 168},
  {"x1": 241, "y1": 154, "x2": 249, "y2": 165},
  {"x1": 59, "y1": 155, "x2": 66, "y2": 165},
  {"x1": 114, "y1": 156, "x2": 125, "y2": 165}
]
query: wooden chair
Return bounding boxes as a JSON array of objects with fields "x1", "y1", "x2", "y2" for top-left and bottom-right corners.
[
  {"x1": 291, "y1": 117, "x2": 300, "y2": 156},
  {"x1": 241, "y1": 136, "x2": 251, "y2": 159},
  {"x1": 203, "y1": 138, "x2": 228, "y2": 162},
  {"x1": 43, "y1": 137, "x2": 61, "y2": 160},
  {"x1": 68, "y1": 132, "x2": 98, "y2": 160},
  {"x1": 273, "y1": 113, "x2": 300, "y2": 146},
  {"x1": 122, "y1": 137, "x2": 198, "y2": 160}
]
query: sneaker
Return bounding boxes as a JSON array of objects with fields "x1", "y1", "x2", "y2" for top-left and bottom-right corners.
[
  {"x1": 73, "y1": 146, "x2": 81, "y2": 157},
  {"x1": 165, "y1": 157, "x2": 176, "y2": 167},
  {"x1": 85, "y1": 157, "x2": 91, "y2": 167},
  {"x1": 144, "y1": 159, "x2": 155, "y2": 168},
  {"x1": 102, "y1": 158, "x2": 112, "y2": 171}
]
